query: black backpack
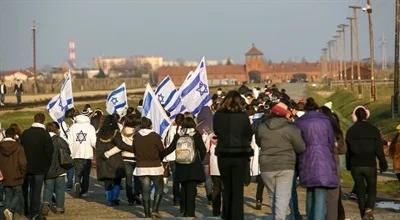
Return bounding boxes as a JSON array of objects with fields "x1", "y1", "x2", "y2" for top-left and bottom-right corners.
[{"x1": 55, "y1": 136, "x2": 73, "y2": 170}]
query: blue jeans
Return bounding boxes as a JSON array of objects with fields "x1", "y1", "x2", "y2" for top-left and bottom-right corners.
[
  {"x1": 288, "y1": 170, "x2": 302, "y2": 220},
  {"x1": 124, "y1": 162, "x2": 141, "y2": 203},
  {"x1": 23, "y1": 174, "x2": 45, "y2": 218},
  {"x1": 66, "y1": 168, "x2": 74, "y2": 189},
  {"x1": 306, "y1": 187, "x2": 327, "y2": 220},
  {"x1": 43, "y1": 176, "x2": 66, "y2": 210},
  {"x1": 0, "y1": 182, "x2": 4, "y2": 204},
  {"x1": 4, "y1": 185, "x2": 24, "y2": 214}
]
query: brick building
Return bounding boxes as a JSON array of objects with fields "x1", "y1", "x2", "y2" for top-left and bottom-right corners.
[{"x1": 155, "y1": 44, "x2": 321, "y2": 85}]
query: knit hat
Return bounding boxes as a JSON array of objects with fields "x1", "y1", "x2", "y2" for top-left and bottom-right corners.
[
  {"x1": 270, "y1": 102, "x2": 289, "y2": 117},
  {"x1": 351, "y1": 105, "x2": 370, "y2": 122},
  {"x1": 324, "y1": 101, "x2": 333, "y2": 110}
]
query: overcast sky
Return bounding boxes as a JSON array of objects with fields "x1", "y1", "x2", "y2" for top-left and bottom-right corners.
[{"x1": 0, "y1": 0, "x2": 394, "y2": 70}]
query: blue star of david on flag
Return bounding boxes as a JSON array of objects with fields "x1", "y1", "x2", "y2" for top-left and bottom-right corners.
[
  {"x1": 158, "y1": 94, "x2": 164, "y2": 103},
  {"x1": 196, "y1": 81, "x2": 208, "y2": 96},
  {"x1": 76, "y1": 130, "x2": 87, "y2": 144},
  {"x1": 111, "y1": 97, "x2": 118, "y2": 105}
]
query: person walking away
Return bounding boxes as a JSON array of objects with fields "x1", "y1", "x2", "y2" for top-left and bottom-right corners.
[
  {"x1": 346, "y1": 106, "x2": 388, "y2": 220},
  {"x1": 162, "y1": 117, "x2": 207, "y2": 217},
  {"x1": 389, "y1": 124, "x2": 400, "y2": 182},
  {"x1": 68, "y1": 114, "x2": 97, "y2": 198},
  {"x1": 96, "y1": 115, "x2": 129, "y2": 206},
  {"x1": 320, "y1": 105, "x2": 347, "y2": 220},
  {"x1": 213, "y1": 90, "x2": 254, "y2": 220},
  {"x1": 13, "y1": 80, "x2": 23, "y2": 105},
  {"x1": 63, "y1": 108, "x2": 77, "y2": 191},
  {"x1": 0, "y1": 128, "x2": 27, "y2": 220},
  {"x1": 295, "y1": 98, "x2": 338, "y2": 220},
  {"x1": 133, "y1": 117, "x2": 165, "y2": 218},
  {"x1": 207, "y1": 132, "x2": 223, "y2": 216},
  {"x1": 0, "y1": 80, "x2": 6, "y2": 106},
  {"x1": 21, "y1": 113, "x2": 54, "y2": 219},
  {"x1": 256, "y1": 102, "x2": 305, "y2": 220},
  {"x1": 42, "y1": 122, "x2": 71, "y2": 216},
  {"x1": 163, "y1": 114, "x2": 185, "y2": 206}
]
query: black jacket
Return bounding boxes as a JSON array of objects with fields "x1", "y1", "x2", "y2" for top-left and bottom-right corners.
[
  {"x1": 0, "y1": 84, "x2": 6, "y2": 94},
  {"x1": 46, "y1": 134, "x2": 70, "y2": 179},
  {"x1": 162, "y1": 130, "x2": 206, "y2": 183},
  {"x1": 346, "y1": 121, "x2": 388, "y2": 171},
  {"x1": 96, "y1": 132, "x2": 127, "y2": 181},
  {"x1": 21, "y1": 126, "x2": 54, "y2": 175},
  {"x1": 213, "y1": 111, "x2": 254, "y2": 157}
]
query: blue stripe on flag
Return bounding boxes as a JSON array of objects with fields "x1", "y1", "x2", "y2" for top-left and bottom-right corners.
[
  {"x1": 166, "y1": 96, "x2": 181, "y2": 112},
  {"x1": 48, "y1": 99, "x2": 58, "y2": 110},
  {"x1": 142, "y1": 93, "x2": 153, "y2": 116},
  {"x1": 107, "y1": 86, "x2": 125, "y2": 101},
  {"x1": 160, "y1": 119, "x2": 170, "y2": 136},
  {"x1": 192, "y1": 95, "x2": 211, "y2": 116},
  {"x1": 180, "y1": 73, "x2": 200, "y2": 98},
  {"x1": 163, "y1": 89, "x2": 176, "y2": 106},
  {"x1": 155, "y1": 76, "x2": 170, "y2": 94},
  {"x1": 113, "y1": 101, "x2": 127, "y2": 114}
]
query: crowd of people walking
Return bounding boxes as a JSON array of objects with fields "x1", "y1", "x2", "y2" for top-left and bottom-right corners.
[{"x1": 0, "y1": 83, "x2": 396, "y2": 220}]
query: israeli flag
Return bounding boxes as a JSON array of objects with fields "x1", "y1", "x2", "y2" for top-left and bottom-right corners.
[
  {"x1": 47, "y1": 72, "x2": 74, "y2": 123},
  {"x1": 155, "y1": 76, "x2": 179, "y2": 108},
  {"x1": 179, "y1": 57, "x2": 211, "y2": 116},
  {"x1": 106, "y1": 82, "x2": 128, "y2": 115},
  {"x1": 142, "y1": 83, "x2": 171, "y2": 138}
]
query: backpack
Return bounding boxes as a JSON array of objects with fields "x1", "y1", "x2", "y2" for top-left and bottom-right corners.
[
  {"x1": 56, "y1": 137, "x2": 73, "y2": 170},
  {"x1": 175, "y1": 134, "x2": 196, "y2": 164}
]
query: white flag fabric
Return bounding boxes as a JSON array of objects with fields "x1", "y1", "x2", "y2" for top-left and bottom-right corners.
[
  {"x1": 142, "y1": 83, "x2": 172, "y2": 138},
  {"x1": 47, "y1": 72, "x2": 74, "y2": 123},
  {"x1": 106, "y1": 82, "x2": 128, "y2": 115},
  {"x1": 179, "y1": 57, "x2": 211, "y2": 116}
]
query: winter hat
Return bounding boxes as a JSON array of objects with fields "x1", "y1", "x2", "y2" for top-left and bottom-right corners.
[
  {"x1": 324, "y1": 101, "x2": 333, "y2": 110},
  {"x1": 270, "y1": 102, "x2": 289, "y2": 117},
  {"x1": 351, "y1": 105, "x2": 370, "y2": 122}
]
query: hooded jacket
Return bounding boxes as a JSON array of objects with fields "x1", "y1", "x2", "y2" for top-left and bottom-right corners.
[
  {"x1": 256, "y1": 116, "x2": 305, "y2": 172},
  {"x1": 133, "y1": 129, "x2": 164, "y2": 168},
  {"x1": 68, "y1": 115, "x2": 97, "y2": 160},
  {"x1": 21, "y1": 123, "x2": 53, "y2": 175},
  {"x1": 295, "y1": 111, "x2": 338, "y2": 188},
  {"x1": 0, "y1": 138, "x2": 27, "y2": 186}
]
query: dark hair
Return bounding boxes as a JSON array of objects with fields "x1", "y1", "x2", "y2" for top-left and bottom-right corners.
[
  {"x1": 304, "y1": 97, "x2": 319, "y2": 111},
  {"x1": 65, "y1": 108, "x2": 76, "y2": 119},
  {"x1": 124, "y1": 114, "x2": 140, "y2": 128},
  {"x1": 97, "y1": 115, "x2": 119, "y2": 139},
  {"x1": 138, "y1": 99, "x2": 143, "y2": 106},
  {"x1": 46, "y1": 122, "x2": 59, "y2": 133},
  {"x1": 126, "y1": 107, "x2": 135, "y2": 115},
  {"x1": 320, "y1": 106, "x2": 342, "y2": 136},
  {"x1": 84, "y1": 104, "x2": 91, "y2": 110},
  {"x1": 218, "y1": 90, "x2": 245, "y2": 113},
  {"x1": 182, "y1": 117, "x2": 196, "y2": 129},
  {"x1": 175, "y1": 114, "x2": 185, "y2": 126},
  {"x1": 140, "y1": 117, "x2": 152, "y2": 129},
  {"x1": 34, "y1": 113, "x2": 45, "y2": 123},
  {"x1": 5, "y1": 128, "x2": 17, "y2": 138},
  {"x1": 355, "y1": 107, "x2": 368, "y2": 122},
  {"x1": 9, "y1": 123, "x2": 22, "y2": 136}
]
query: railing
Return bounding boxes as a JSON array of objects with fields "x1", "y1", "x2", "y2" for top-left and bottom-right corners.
[{"x1": 330, "y1": 79, "x2": 393, "y2": 86}]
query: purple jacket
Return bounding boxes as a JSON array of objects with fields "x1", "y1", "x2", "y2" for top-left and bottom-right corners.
[{"x1": 295, "y1": 111, "x2": 338, "y2": 188}]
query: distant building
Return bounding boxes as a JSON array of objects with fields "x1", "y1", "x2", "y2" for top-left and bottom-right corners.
[
  {"x1": 0, "y1": 70, "x2": 34, "y2": 84},
  {"x1": 156, "y1": 44, "x2": 321, "y2": 85},
  {"x1": 341, "y1": 65, "x2": 372, "y2": 80},
  {"x1": 133, "y1": 56, "x2": 164, "y2": 70},
  {"x1": 92, "y1": 56, "x2": 127, "y2": 73}
]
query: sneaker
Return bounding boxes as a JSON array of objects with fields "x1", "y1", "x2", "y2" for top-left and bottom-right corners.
[
  {"x1": 80, "y1": 192, "x2": 89, "y2": 198},
  {"x1": 42, "y1": 203, "x2": 50, "y2": 216},
  {"x1": 349, "y1": 192, "x2": 358, "y2": 200},
  {"x1": 363, "y1": 209, "x2": 374, "y2": 220},
  {"x1": 74, "y1": 183, "x2": 81, "y2": 198},
  {"x1": 3, "y1": 208, "x2": 13, "y2": 220},
  {"x1": 255, "y1": 200, "x2": 262, "y2": 210}
]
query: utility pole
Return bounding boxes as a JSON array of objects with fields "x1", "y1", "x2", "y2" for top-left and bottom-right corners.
[
  {"x1": 328, "y1": 41, "x2": 333, "y2": 78},
  {"x1": 333, "y1": 36, "x2": 340, "y2": 80},
  {"x1": 322, "y1": 48, "x2": 328, "y2": 77},
  {"x1": 336, "y1": 29, "x2": 344, "y2": 85},
  {"x1": 32, "y1": 21, "x2": 38, "y2": 94},
  {"x1": 380, "y1": 33, "x2": 387, "y2": 71},
  {"x1": 350, "y1": 5, "x2": 363, "y2": 98},
  {"x1": 394, "y1": 0, "x2": 400, "y2": 117},
  {"x1": 365, "y1": 0, "x2": 376, "y2": 101},
  {"x1": 339, "y1": 24, "x2": 349, "y2": 88},
  {"x1": 347, "y1": 17, "x2": 355, "y2": 91}
]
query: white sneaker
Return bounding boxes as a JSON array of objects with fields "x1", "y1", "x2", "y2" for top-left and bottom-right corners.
[{"x1": 3, "y1": 208, "x2": 13, "y2": 220}]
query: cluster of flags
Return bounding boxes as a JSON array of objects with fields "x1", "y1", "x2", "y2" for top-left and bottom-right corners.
[{"x1": 47, "y1": 57, "x2": 211, "y2": 139}]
